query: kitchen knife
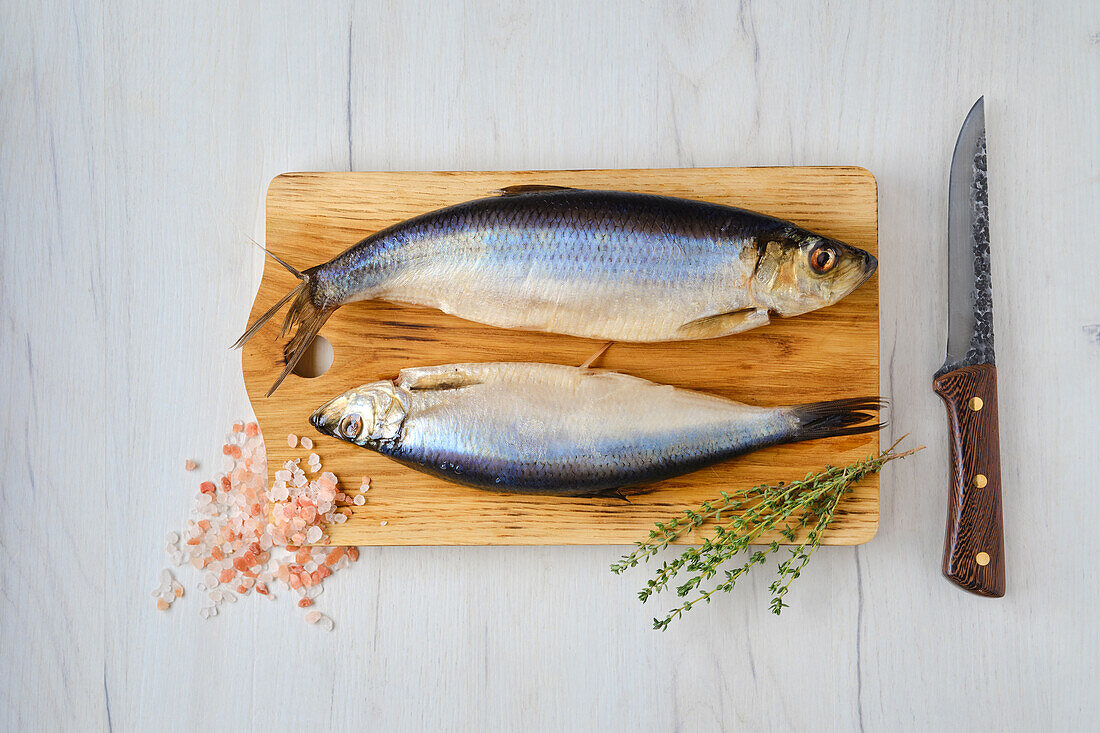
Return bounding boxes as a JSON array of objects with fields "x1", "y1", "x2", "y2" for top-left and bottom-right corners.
[{"x1": 933, "y1": 97, "x2": 1005, "y2": 597}]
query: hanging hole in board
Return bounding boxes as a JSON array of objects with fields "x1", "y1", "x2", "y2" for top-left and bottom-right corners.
[{"x1": 292, "y1": 335, "x2": 333, "y2": 378}]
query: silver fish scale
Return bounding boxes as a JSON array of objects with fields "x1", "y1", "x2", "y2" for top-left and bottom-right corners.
[
  {"x1": 320, "y1": 190, "x2": 787, "y2": 342},
  {"x1": 375, "y1": 363, "x2": 796, "y2": 495}
]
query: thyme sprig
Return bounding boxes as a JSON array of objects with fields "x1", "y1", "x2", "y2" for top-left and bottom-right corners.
[{"x1": 611, "y1": 438, "x2": 922, "y2": 630}]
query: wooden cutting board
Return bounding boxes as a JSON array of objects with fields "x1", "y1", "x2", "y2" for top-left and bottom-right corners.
[{"x1": 243, "y1": 167, "x2": 880, "y2": 545}]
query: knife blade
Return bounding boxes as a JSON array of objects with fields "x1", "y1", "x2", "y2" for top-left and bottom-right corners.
[{"x1": 933, "y1": 97, "x2": 1005, "y2": 597}]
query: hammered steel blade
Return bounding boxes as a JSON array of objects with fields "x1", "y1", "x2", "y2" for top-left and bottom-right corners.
[{"x1": 937, "y1": 97, "x2": 994, "y2": 378}]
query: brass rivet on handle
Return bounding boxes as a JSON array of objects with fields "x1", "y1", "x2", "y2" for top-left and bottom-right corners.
[
  {"x1": 975, "y1": 552, "x2": 990, "y2": 566},
  {"x1": 968, "y1": 396, "x2": 983, "y2": 411},
  {"x1": 973, "y1": 474, "x2": 988, "y2": 488}
]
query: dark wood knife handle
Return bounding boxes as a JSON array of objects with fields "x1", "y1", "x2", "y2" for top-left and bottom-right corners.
[{"x1": 933, "y1": 363, "x2": 1005, "y2": 597}]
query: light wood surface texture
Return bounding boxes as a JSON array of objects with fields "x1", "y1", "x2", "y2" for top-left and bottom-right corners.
[
  {"x1": 247, "y1": 167, "x2": 879, "y2": 545},
  {"x1": 3, "y1": 2, "x2": 1098, "y2": 731}
]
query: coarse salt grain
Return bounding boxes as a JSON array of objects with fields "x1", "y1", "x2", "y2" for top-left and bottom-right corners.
[
  {"x1": 353, "y1": 494, "x2": 366, "y2": 506},
  {"x1": 158, "y1": 420, "x2": 369, "y2": 628},
  {"x1": 185, "y1": 459, "x2": 197, "y2": 471},
  {"x1": 287, "y1": 434, "x2": 298, "y2": 448}
]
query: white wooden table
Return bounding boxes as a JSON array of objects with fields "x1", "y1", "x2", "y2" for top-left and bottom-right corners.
[{"x1": 3, "y1": 2, "x2": 1097, "y2": 730}]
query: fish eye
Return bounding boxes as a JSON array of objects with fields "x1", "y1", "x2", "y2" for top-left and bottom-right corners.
[
  {"x1": 809, "y1": 243, "x2": 838, "y2": 274},
  {"x1": 339, "y1": 413, "x2": 363, "y2": 439}
]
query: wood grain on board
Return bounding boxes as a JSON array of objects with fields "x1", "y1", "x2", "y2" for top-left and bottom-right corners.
[{"x1": 243, "y1": 167, "x2": 880, "y2": 545}]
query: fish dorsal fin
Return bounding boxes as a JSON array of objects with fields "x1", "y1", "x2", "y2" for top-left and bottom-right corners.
[{"x1": 496, "y1": 184, "x2": 576, "y2": 196}]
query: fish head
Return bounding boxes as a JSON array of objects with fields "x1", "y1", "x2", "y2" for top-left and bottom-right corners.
[
  {"x1": 750, "y1": 228, "x2": 877, "y2": 317},
  {"x1": 309, "y1": 381, "x2": 408, "y2": 446}
]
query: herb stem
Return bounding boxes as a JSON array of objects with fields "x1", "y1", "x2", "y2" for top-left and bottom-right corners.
[{"x1": 613, "y1": 437, "x2": 923, "y2": 629}]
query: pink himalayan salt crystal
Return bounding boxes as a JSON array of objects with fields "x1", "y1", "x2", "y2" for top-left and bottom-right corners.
[
  {"x1": 156, "y1": 598, "x2": 170, "y2": 611},
  {"x1": 160, "y1": 420, "x2": 369, "y2": 624},
  {"x1": 304, "y1": 610, "x2": 322, "y2": 624},
  {"x1": 185, "y1": 459, "x2": 198, "y2": 471},
  {"x1": 287, "y1": 434, "x2": 298, "y2": 448},
  {"x1": 300, "y1": 437, "x2": 313, "y2": 450}
]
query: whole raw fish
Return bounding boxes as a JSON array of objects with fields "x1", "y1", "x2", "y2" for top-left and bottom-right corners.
[
  {"x1": 239, "y1": 186, "x2": 878, "y2": 394},
  {"x1": 309, "y1": 362, "x2": 883, "y2": 496}
]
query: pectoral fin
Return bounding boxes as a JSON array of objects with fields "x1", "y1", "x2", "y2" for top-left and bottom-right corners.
[
  {"x1": 675, "y1": 308, "x2": 769, "y2": 339},
  {"x1": 397, "y1": 364, "x2": 485, "y2": 391}
]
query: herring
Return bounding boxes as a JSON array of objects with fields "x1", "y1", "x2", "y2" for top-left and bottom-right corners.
[
  {"x1": 238, "y1": 187, "x2": 878, "y2": 395},
  {"x1": 309, "y1": 362, "x2": 884, "y2": 496}
]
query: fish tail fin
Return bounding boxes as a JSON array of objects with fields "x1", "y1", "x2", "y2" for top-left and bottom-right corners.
[
  {"x1": 231, "y1": 283, "x2": 303, "y2": 350},
  {"x1": 232, "y1": 242, "x2": 308, "y2": 350},
  {"x1": 246, "y1": 234, "x2": 305, "y2": 279},
  {"x1": 232, "y1": 241, "x2": 336, "y2": 397},
  {"x1": 789, "y1": 397, "x2": 886, "y2": 441},
  {"x1": 265, "y1": 287, "x2": 336, "y2": 396}
]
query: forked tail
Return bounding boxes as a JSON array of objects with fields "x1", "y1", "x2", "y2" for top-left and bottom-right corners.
[
  {"x1": 233, "y1": 243, "x2": 336, "y2": 396},
  {"x1": 789, "y1": 397, "x2": 886, "y2": 441}
]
